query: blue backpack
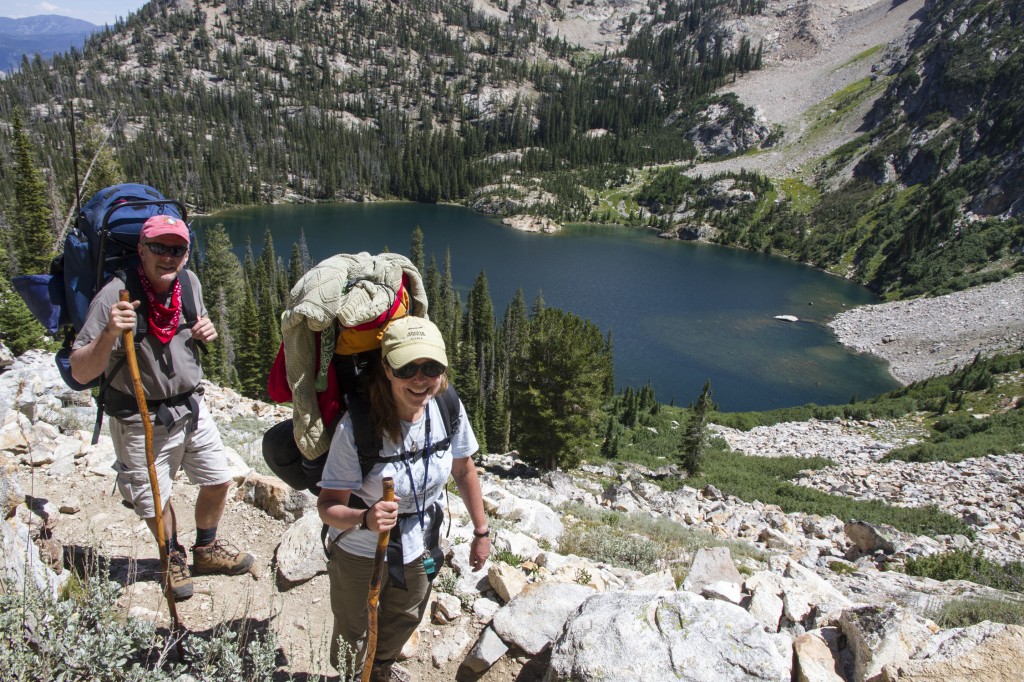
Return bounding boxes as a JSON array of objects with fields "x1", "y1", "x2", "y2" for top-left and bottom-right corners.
[{"x1": 12, "y1": 183, "x2": 199, "y2": 391}]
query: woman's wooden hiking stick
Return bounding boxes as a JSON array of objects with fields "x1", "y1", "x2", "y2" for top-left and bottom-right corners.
[
  {"x1": 360, "y1": 477, "x2": 395, "y2": 682},
  {"x1": 120, "y1": 290, "x2": 186, "y2": 658}
]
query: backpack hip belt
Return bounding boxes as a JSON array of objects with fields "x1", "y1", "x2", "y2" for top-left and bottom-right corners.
[{"x1": 102, "y1": 385, "x2": 201, "y2": 433}]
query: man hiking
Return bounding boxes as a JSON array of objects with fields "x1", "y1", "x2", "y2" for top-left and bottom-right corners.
[{"x1": 70, "y1": 214, "x2": 253, "y2": 601}]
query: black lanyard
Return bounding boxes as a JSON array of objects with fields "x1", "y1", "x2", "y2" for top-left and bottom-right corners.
[{"x1": 402, "y1": 407, "x2": 432, "y2": 531}]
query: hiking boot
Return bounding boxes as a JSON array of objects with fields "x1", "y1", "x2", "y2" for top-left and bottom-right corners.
[
  {"x1": 370, "y1": 661, "x2": 413, "y2": 682},
  {"x1": 192, "y1": 539, "x2": 254, "y2": 576},
  {"x1": 162, "y1": 549, "x2": 193, "y2": 602}
]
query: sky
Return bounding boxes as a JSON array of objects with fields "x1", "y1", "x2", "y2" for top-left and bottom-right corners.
[{"x1": 0, "y1": 0, "x2": 149, "y2": 25}]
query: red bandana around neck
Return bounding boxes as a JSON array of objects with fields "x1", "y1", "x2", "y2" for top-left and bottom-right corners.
[{"x1": 137, "y1": 264, "x2": 182, "y2": 344}]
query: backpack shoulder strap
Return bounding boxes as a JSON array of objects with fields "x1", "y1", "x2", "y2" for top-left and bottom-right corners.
[
  {"x1": 178, "y1": 270, "x2": 197, "y2": 323},
  {"x1": 177, "y1": 270, "x2": 206, "y2": 354},
  {"x1": 434, "y1": 384, "x2": 461, "y2": 443},
  {"x1": 348, "y1": 391, "x2": 382, "y2": 478}
]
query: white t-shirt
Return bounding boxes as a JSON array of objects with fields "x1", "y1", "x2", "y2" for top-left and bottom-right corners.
[{"x1": 320, "y1": 396, "x2": 478, "y2": 562}]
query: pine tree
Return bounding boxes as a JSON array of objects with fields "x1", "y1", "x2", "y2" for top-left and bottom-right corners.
[
  {"x1": 235, "y1": 286, "x2": 264, "y2": 398},
  {"x1": 600, "y1": 416, "x2": 616, "y2": 458},
  {"x1": 603, "y1": 330, "x2": 615, "y2": 400},
  {"x1": 466, "y1": 269, "x2": 495, "y2": 356},
  {"x1": 531, "y1": 290, "x2": 545, "y2": 316},
  {"x1": 288, "y1": 242, "x2": 306, "y2": 287},
  {"x1": 434, "y1": 249, "x2": 458, "y2": 356},
  {"x1": 510, "y1": 306, "x2": 610, "y2": 471},
  {"x1": 256, "y1": 266, "x2": 281, "y2": 397},
  {"x1": 297, "y1": 229, "x2": 313, "y2": 270},
  {"x1": 11, "y1": 109, "x2": 55, "y2": 275},
  {"x1": 409, "y1": 225, "x2": 425, "y2": 274},
  {"x1": 680, "y1": 380, "x2": 713, "y2": 476},
  {"x1": 198, "y1": 223, "x2": 245, "y2": 333},
  {"x1": 259, "y1": 228, "x2": 279, "y2": 311},
  {"x1": 198, "y1": 225, "x2": 245, "y2": 387},
  {"x1": 206, "y1": 288, "x2": 239, "y2": 388},
  {"x1": 0, "y1": 277, "x2": 47, "y2": 355},
  {"x1": 484, "y1": 377, "x2": 510, "y2": 454}
]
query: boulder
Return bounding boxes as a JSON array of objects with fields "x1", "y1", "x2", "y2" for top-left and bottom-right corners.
[
  {"x1": 1, "y1": 465, "x2": 23, "y2": 519},
  {"x1": 783, "y1": 560, "x2": 853, "y2": 628},
  {"x1": 546, "y1": 590, "x2": 792, "y2": 681},
  {"x1": 432, "y1": 592, "x2": 463, "y2": 624},
  {"x1": 845, "y1": 520, "x2": 897, "y2": 555},
  {"x1": 0, "y1": 341, "x2": 13, "y2": 368},
  {"x1": 275, "y1": 511, "x2": 328, "y2": 587},
  {"x1": 487, "y1": 561, "x2": 528, "y2": 603},
  {"x1": 493, "y1": 529, "x2": 542, "y2": 562},
  {"x1": 794, "y1": 628, "x2": 846, "y2": 682},
  {"x1": 450, "y1": 542, "x2": 492, "y2": 595},
  {"x1": 491, "y1": 581, "x2": 595, "y2": 655},
  {"x1": 464, "y1": 625, "x2": 509, "y2": 673},
  {"x1": 880, "y1": 622, "x2": 1024, "y2": 682},
  {"x1": 683, "y1": 546, "x2": 745, "y2": 594},
  {"x1": 243, "y1": 473, "x2": 315, "y2": 522},
  {"x1": 840, "y1": 604, "x2": 937, "y2": 682},
  {"x1": 2, "y1": 517, "x2": 69, "y2": 599},
  {"x1": 430, "y1": 626, "x2": 471, "y2": 667}
]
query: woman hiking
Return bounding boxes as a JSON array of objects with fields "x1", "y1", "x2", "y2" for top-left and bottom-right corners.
[{"x1": 317, "y1": 316, "x2": 491, "y2": 681}]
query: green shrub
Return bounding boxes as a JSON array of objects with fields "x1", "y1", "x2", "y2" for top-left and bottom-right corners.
[
  {"x1": 884, "y1": 408, "x2": 1024, "y2": 463},
  {"x1": 904, "y1": 550, "x2": 1024, "y2": 593},
  {"x1": 677, "y1": 447, "x2": 972, "y2": 538},
  {"x1": 493, "y1": 550, "x2": 525, "y2": 567}
]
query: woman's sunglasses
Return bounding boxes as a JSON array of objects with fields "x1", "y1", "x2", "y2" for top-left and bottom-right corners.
[
  {"x1": 143, "y1": 242, "x2": 188, "y2": 258},
  {"x1": 390, "y1": 360, "x2": 446, "y2": 380}
]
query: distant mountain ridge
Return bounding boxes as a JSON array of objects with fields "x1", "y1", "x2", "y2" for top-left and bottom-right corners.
[
  {"x1": 0, "y1": 0, "x2": 1020, "y2": 299},
  {"x1": 0, "y1": 14, "x2": 97, "y2": 72}
]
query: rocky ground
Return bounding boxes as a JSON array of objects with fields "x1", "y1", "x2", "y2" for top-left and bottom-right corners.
[{"x1": 2, "y1": 256, "x2": 1023, "y2": 679}]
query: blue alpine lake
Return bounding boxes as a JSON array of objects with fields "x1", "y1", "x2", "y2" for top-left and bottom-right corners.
[{"x1": 194, "y1": 202, "x2": 899, "y2": 412}]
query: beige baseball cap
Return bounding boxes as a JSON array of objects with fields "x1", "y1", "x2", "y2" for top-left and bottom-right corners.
[{"x1": 381, "y1": 316, "x2": 448, "y2": 369}]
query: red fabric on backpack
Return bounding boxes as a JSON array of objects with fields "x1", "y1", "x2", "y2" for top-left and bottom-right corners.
[
  {"x1": 267, "y1": 337, "x2": 344, "y2": 428},
  {"x1": 267, "y1": 344, "x2": 292, "y2": 402}
]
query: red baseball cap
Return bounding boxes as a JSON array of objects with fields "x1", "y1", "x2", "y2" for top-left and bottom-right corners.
[{"x1": 141, "y1": 215, "x2": 189, "y2": 242}]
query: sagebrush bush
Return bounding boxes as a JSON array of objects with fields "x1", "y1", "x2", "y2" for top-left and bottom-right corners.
[
  {"x1": 0, "y1": 567, "x2": 295, "y2": 681},
  {"x1": 560, "y1": 527, "x2": 662, "y2": 574},
  {"x1": 929, "y1": 596, "x2": 1024, "y2": 628}
]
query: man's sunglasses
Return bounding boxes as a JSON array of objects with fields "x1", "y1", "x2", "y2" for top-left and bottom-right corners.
[
  {"x1": 390, "y1": 360, "x2": 446, "y2": 380},
  {"x1": 143, "y1": 242, "x2": 188, "y2": 258}
]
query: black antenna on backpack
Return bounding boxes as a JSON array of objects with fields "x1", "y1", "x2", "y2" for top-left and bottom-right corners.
[{"x1": 69, "y1": 99, "x2": 82, "y2": 217}]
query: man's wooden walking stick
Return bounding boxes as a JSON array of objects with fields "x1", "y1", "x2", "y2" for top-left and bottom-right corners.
[
  {"x1": 120, "y1": 290, "x2": 186, "y2": 657},
  {"x1": 361, "y1": 477, "x2": 395, "y2": 682}
]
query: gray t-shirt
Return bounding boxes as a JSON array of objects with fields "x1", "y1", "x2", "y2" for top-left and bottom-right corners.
[
  {"x1": 320, "y1": 397, "x2": 478, "y2": 562},
  {"x1": 73, "y1": 270, "x2": 207, "y2": 423}
]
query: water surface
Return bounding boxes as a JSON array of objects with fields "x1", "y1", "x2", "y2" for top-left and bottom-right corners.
[{"x1": 195, "y1": 203, "x2": 898, "y2": 411}]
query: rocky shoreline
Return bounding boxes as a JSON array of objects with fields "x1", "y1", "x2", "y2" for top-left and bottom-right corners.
[{"x1": 828, "y1": 273, "x2": 1024, "y2": 385}]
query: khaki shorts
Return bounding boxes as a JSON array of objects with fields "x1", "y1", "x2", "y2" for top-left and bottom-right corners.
[{"x1": 110, "y1": 400, "x2": 231, "y2": 517}]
